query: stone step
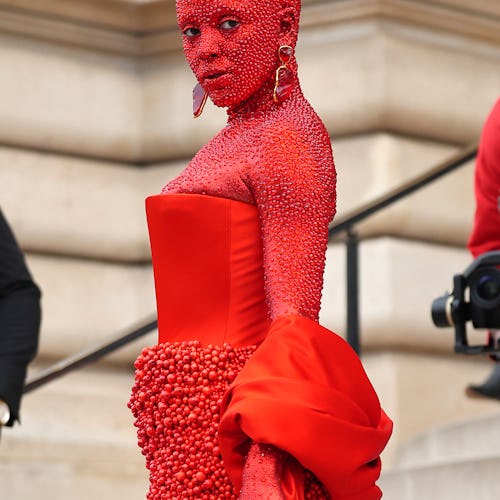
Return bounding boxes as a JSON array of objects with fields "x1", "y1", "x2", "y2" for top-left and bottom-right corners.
[
  {"x1": 25, "y1": 253, "x2": 156, "y2": 362},
  {"x1": 394, "y1": 410, "x2": 500, "y2": 468},
  {"x1": 5, "y1": 366, "x2": 138, "y2": 446},
  {"x1": 0, "y1": 366, "x2": 148, "y2": 500},
  {"x1": 359, "y1": 351, "x2": 494, "y2": 468},
  {"x1": 0, "y1": 461, "x2": 147, "y2": 500},
  {"x1": 0, "y1": 146, "x2": 184, "y2": 262},
  {"x1": 380, "y1": 455, "x2": 500, "y2": 500}
]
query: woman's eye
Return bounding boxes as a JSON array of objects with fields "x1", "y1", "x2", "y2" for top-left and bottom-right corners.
[
  {"x1": 219, "y1": 20, "x2": 239, "y2": 31},
  {"x1": 183, "y1": 27, "x2": 200, "y2": 37}
]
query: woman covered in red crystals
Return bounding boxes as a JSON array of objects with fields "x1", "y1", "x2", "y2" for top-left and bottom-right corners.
[{"x1": 129, "y1": 0, "x2": 392, "y2": 499}]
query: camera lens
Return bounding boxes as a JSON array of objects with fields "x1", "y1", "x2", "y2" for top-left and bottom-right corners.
[
  {"x1": 477, "y1": 275, "x2": 500, "y2": 301},
  {"x1": 470, "y1": 267, "x2": 500, "y2": 309},
  {"x1": 431, "y1": 294, "x2": 454, "y2": 327}
]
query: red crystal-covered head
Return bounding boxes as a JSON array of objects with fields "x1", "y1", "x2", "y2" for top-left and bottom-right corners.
[{"x1": 176, "y1": 0, "x2": 301, "y2": 110}]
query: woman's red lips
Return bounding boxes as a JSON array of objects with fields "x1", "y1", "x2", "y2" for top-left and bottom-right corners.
[
  {"x1": 203, "y1": 72, "x2": 226, "y2": 81},
  {"x1": 201, "y1": 71, "x2": 231, "y2": 90}
]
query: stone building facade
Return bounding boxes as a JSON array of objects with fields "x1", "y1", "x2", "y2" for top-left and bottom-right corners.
[{"x1": 1, "y1": 1, "x2": 500, "y2": 498}]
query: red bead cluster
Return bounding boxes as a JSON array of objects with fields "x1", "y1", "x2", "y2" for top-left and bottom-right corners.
[
  {"x1": 305, "y1": 470, "x2": 331, "y2": 499},
  {"x1": 128, "y1": 341, "x2": 256, "y2": 499}
]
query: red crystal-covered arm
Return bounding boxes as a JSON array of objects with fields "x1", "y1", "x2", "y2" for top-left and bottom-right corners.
[
  {"x1": 239, "y1": 443, "x2": 288, "y2": 500},
  {"x1": 238, "y1": 125, "x2": 335, "y2": 496},
  {"x1": 249, "y1": 125, "x2": 336, "y2": 321}
]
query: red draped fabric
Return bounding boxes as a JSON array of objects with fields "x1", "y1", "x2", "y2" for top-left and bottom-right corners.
[{"x1": 220, "y1": 314, "x2": 392, "y2": 500}]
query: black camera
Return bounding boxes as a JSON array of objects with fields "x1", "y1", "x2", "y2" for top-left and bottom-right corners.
[{"x1": 431, "y1": 251, "x2": 500, "y2": 355}]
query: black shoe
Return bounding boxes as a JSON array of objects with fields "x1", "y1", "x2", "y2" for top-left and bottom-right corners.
[{"x1": 466, "y1": 363, "x2": 500, "y2": 401}]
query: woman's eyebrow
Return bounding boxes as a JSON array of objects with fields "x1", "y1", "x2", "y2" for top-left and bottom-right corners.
[
  {"x1": 213, "y1": 7, "x2": 243, "y2": 20},
  {"x1": 177, "y1": 13, "x2": 199, "y2": 27},
  {"x1": 179, "y1": 9, "x2": 241, "y2": 28},
  {"x1": 178, "y1": 19, "x2": 195, "y2": 28}
]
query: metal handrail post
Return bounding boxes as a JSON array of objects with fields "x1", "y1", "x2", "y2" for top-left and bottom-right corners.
[{"x1": 346, "y1": 228, "x2": 360, "y2": 355}]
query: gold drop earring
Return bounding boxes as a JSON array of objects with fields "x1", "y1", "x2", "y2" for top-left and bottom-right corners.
[{"x1": 273, "y1": 45, "x2": 294, "y2": 103}]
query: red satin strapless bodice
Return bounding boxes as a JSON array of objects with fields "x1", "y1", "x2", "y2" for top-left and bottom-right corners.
[{"x1": 146, "y1": 194, "x2": 270, "y2": 347}]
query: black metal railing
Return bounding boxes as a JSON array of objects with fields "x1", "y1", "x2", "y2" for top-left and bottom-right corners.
[
  {"x1": 24, "y1": 143, "x2": 477, "y2": 392},
  {"x1": 329, "y1": 143, "x2": 478, "y2": 355},
  {"x1": 24, "y1": 315, "x2": 157, "y2": 393}
]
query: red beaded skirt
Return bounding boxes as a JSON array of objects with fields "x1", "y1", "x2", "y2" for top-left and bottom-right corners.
[
  {"x1": 129, "y1": 340, "x2": 330, "y2": 499},
  {"x1": 129, "y1": 316, "x2": 393, "y2": 500},
  {"x1": 129, "y1": 341, "x2": 252, "y2": 499}
]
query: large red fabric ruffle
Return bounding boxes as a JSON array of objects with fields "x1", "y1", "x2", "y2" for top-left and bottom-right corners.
[{"x1": 219, "y1": 314, "x2": 393, "y2": 500}]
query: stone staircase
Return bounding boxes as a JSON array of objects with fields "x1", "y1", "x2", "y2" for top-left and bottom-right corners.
[
  {"x1": 0, "y1": 366, "x2": 149, "y2": 500},
  {"x1": 380, "y1": 411, "x2": 500, "y2": 500}
]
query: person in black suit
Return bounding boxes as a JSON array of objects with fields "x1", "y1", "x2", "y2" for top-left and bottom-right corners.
[{"x1": 0, "y1": 208, "x2": 41, "y2": 429}]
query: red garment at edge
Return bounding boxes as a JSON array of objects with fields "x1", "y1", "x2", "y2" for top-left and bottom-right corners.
[
  {"x1": 468, "y1": 98, "x2": 500, "y2": 258},
  {"x1": 129, "y1": 194, "x2": 393, "y2": 499}
]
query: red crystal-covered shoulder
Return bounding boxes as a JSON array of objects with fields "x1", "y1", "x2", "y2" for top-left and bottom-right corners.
[{"x1": 248, "y1": 109, "x2": 336, "y2": 321}]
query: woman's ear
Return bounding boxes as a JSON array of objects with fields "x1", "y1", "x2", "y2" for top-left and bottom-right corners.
[{"x1": 279, "y1": 6, "x2": 297, "y2": 40}]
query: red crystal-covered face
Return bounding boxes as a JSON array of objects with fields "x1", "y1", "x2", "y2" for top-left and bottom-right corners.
[{"x1": 176, "y1": 0, "x2": 287, "y2": 109}]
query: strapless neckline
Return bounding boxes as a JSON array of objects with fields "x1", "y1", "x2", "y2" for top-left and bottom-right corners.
[{"x1": 146, "y1": 193, "x2": 270, "y2": 347}]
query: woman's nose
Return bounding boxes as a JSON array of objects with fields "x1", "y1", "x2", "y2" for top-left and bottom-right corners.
[{"x1": 198, "y1": 29, "x2": 222, "y2": 60}]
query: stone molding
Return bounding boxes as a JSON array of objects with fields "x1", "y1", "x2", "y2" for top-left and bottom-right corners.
[
  {"x1": 0, "y1": 2, "x2": 179, "y2": 56},
  {"x1": 302, "y1": 0, "x2": 500, "y2": 46},
  {"x1": 0, "y1": 0, "x2": 499, "y2": 55},
  {"x1": 0, "y1": 0, "x2": 498, "y2": 159},
  {"x1": 0, "y1": 0, "x2": 173, "y2": 32},
  {"x1": 0, "y1": 134, "x2": 468, "y2": 263}
]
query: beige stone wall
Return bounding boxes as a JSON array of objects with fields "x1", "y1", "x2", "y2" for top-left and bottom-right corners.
[
  {"x1": 1, "y1": 0, "x2": 499, "y2": 161},
  {"x1": 1, "y1": 2, "x2": 500, "y2": 493},
  {"x1": 0, "y1": 0, "x2": 498, "y2": 404}
]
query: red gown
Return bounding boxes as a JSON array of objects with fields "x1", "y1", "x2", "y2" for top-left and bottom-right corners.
[{"x1": 129, "y1": 194, "x2": 392, "y2": 499}]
